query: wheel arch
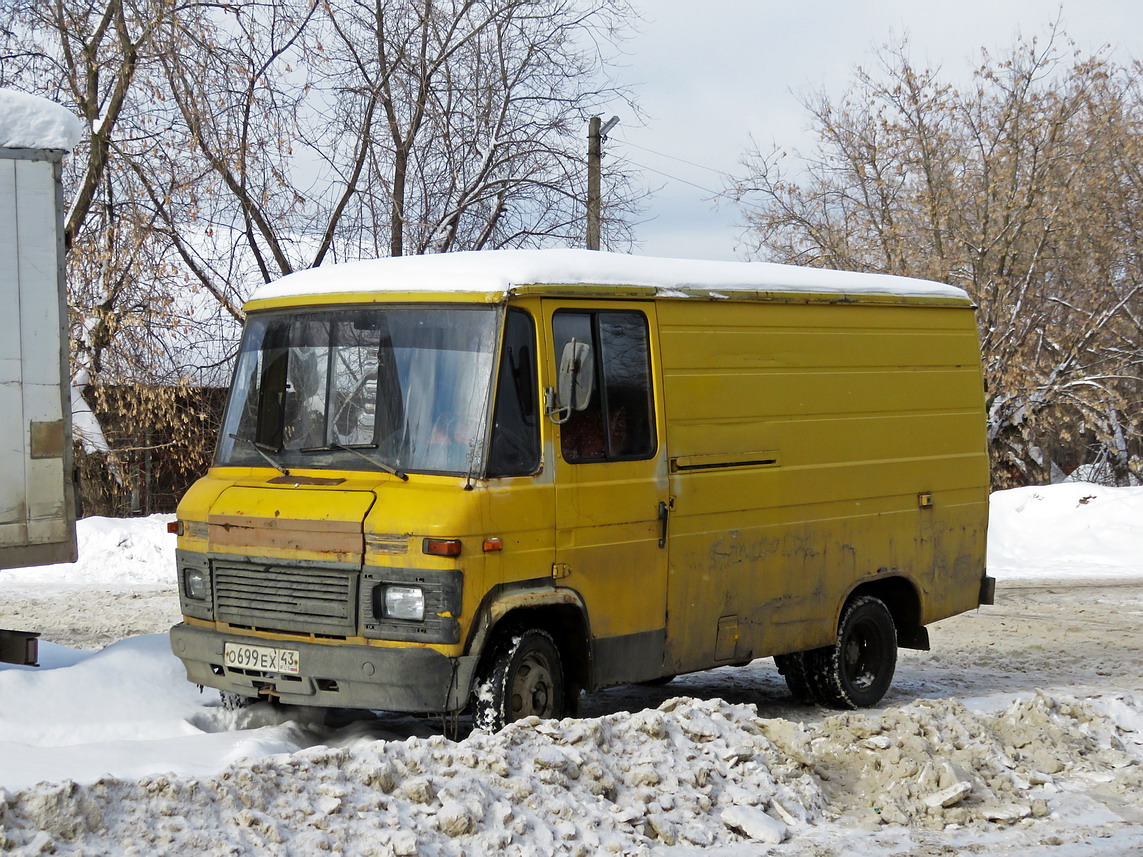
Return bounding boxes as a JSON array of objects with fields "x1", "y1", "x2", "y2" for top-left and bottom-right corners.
[
  {"x1": 845, "y1": 574, "x2": 929, "y2": 651},
  {"x1": 466, "y1": 582, "x2": 592, "y2": 698}
]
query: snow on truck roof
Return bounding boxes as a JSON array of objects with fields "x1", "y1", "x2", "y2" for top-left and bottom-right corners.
[
  {"x1": 0, "y1": 89, "x2": 84, "y2": 152},
  {"x1": 249, "y1": 249, "x2": 970, "y2": 305}
]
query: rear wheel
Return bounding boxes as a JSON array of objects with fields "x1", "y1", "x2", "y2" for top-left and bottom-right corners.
[
  {"x1": 806, "y1": 596, "x2": 897, "y2": 709},
  {"x1": 774, "y1": 652, "x2": 815, "y2": 703},
  {"x1": 473, "y1": 629, "x2": 566, "y2": 732}
]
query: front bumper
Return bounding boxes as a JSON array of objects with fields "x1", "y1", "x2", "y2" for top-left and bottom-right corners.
[{"x1": 169, "y1": 623, "x2": 478, "y2": 713}]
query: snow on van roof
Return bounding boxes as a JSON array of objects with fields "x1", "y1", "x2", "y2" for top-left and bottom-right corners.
[
  {"x1": 0, "y1": 89, "x2": 84, "y2": 152},
  {"x1": 249, "y1": 249, "x2": 970, "y2": 304}
]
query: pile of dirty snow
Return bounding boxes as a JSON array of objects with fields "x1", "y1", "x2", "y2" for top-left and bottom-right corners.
[
  {"x1": 2, "y1": 692, "x2": 1142, "y2": 856},
  {"x1": 782, "y1": 693, "x2": 1143, "y2": 829}
]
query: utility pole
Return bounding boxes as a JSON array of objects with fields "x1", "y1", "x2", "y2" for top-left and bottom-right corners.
[{"x1": 586, "y1": 115, "x2": 619, "y2": 250}]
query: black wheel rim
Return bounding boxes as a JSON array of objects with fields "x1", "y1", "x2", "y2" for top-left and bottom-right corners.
[{"x1": 843, "y1": 615, "x2": 886, "y2": 692}]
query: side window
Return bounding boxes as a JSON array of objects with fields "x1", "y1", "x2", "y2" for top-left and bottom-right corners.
[
  {"x1": 553, "y1": 310, "x2": 655, "y2": 463},
  {"x1": 488, "y1": 309, "x2": 540, "y2": 477}
]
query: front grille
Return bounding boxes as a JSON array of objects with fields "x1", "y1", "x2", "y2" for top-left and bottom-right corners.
[{"x1": 213, "y1": 562, "x2": 357, "y2": 636}]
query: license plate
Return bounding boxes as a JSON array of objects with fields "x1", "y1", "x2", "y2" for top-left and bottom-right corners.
[{"x1": 223, "y1": 642, "x2": 300, "y2": 675}]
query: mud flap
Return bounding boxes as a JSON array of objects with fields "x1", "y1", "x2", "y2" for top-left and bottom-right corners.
[{"x1": 980, "y1": 575, "x2": 996, "y2": 606}]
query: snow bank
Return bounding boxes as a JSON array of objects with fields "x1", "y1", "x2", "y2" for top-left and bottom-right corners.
[
  {"x1": 0, "y1": 89, "x2": 84, "y2": 152},
  {"x1": 0, "y1": 635, "x2": 305, "y2": 792},
  {"x1": 0, "y1": 636, "x2": 203, "y2": 750},
  {"x1": 1, "y1": 515, "x2": 175, "y2": 586},
  {"x1": 251, "y1": 248, "x2": 970, "y2": 303},
  {"x1": 1, "y1": 689, "x2": 1142, "y2": 856},
  {"x1": 988, "y1": 482, "x2": 1143, "y2": 579},
  {"x1": 3, "y1": 633, "x2": 1143, "y2": 854}
]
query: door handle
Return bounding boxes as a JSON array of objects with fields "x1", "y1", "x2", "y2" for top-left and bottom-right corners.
[{"x1": 657, "y1": 500, "x2": 669, "y2": 548}]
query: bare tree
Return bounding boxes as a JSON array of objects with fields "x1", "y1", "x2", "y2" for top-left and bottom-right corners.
[
  {"x1": 1, "y1": 0, "x2": 233, "y2": 513},
  {"x1": 316, "y1": 0, "x2": 641, "y2": 256},
  {"x1": 147, "y1": 0, "x2": 321, "y2": 310},
  {"x1": 150, "y1": 0, "x2": 641, "y2": 287},
  {"x1": 2, "y1": 0, "x2": 644, "y2": 511},
  {"x1": 732, "y1": 31, "x2": 1143, "y2": 487}
]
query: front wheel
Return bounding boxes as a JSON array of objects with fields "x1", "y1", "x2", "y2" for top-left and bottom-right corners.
[
  {"x1": 473, "y1": 629, "x2": 566, "y2": 732},
  {"x1": 806, "y1": 595, "x2": 897, "y2": 709},
  {"x1": 219, "y1": 690, "x2": 256, "y2": 710}
]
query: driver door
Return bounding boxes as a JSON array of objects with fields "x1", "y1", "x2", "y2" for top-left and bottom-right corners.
[{"x1": 541, "y1": 300, "x2": 669, "y2": 687}]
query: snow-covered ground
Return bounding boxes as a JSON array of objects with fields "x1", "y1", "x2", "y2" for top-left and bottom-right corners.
[{"x1": 2, "y1": 484, "x2": 1143, "y2": 856}]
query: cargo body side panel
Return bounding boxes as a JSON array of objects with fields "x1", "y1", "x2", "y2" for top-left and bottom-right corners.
[
  {"x1": 658, "y1": 298, "x2": 989, "y2": 674},
  {"x1": 0, "y1": 150, "x2": 77, "y2": 570}
]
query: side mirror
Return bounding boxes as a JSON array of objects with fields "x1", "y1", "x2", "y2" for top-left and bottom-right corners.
[
  {"x1": 546, "y1": 338, "x2": 594, "y2": 424},
  {"x1": 559, "y1": 339, "x2": 594, "y2": 412}
]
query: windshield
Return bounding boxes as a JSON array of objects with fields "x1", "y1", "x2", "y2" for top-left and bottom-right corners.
[{"x1": 216, "y1": 305, "x2": 499, "y2": 476}]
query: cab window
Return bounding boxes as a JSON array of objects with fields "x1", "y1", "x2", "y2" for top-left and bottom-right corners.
[
  {"x1": 552, "y1": 310, "x2": 655, "y2": 463},
  {"x1": 488, "y1": 309, "x2": 540, "y2": 476}
]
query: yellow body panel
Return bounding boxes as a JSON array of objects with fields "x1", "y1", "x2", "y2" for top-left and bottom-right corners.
[{"x1": 656, "y1": 299, "x2": 988, "y2": 671}]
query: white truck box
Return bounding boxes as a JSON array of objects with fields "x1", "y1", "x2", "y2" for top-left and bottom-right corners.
[{"x1": 0, "y1": 90, "x2": 82, "y2": 663}]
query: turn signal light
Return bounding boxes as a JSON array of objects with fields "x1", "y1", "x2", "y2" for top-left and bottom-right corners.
[
  {"x1": 422, "y1": 538, "x2": 462, "y2": 557},
  {"x1": 167, "y1": 520, "x2": 184, "y2": 536}
]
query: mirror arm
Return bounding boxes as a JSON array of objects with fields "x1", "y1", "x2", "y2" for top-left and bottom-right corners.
[{"x1": 544, "y1": 386, "x2": 572, "y2": 425}]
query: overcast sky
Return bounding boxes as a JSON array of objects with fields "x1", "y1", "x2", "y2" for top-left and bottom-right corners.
[{"x1": 606, "y1": 0, "x2": 1143, "y2": 261}]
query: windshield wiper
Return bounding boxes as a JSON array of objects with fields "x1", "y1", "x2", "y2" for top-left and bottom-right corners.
[
  {"x1": 300, "y1": 442, "x2": 408, "y2": 481},
  {"x1": 230, "y1": 434, "x2": 290, "y2": 476}
]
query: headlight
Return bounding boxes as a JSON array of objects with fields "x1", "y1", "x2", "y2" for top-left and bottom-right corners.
[
  {"x1": 379, "y1": 585, "x2": 425, "y2": 621},
  {"x1": 184, "y1": 568, "x2": 208, "y2": 601}
]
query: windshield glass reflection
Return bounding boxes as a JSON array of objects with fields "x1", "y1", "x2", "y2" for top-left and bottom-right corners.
[{"x1": 216, "y1": 306, "x2": 498, "y2": 476}]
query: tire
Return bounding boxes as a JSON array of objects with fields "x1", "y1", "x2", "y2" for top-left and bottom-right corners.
[
  {"x1": 806, "y1": 596, "x2": 897, "y2": 709},
  {"x1": 473, "y1": 629, "x2": 566, "y2": 732},
  {"x1": 774, "y1": 652, "x2": 815, "y2": 704},
  {"x1": 219, "y1": 690, "x2": 256, "y2": 710}
]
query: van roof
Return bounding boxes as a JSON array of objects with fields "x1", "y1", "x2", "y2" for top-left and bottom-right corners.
[{"x1": 248, "y1": 249, "x2": 970, "y2": 306}]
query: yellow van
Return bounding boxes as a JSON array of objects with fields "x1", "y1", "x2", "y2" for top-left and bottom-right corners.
[{"x1": 169, "y1": 250, "x2": 992, "y2": 728}]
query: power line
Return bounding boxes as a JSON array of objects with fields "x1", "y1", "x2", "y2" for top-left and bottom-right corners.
[
  {"x1": 606, "y1": 134, "x2": 772, "y2": 214},
  {"x1": 619, "y1": 156, "x2": 727, "y2": 197},
  {"x1": 614, "y1": 154, "x2": 772, "y2": 215},
  {"x1": 612, "y1": 135, "x2": 730, "y2": 178}
]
